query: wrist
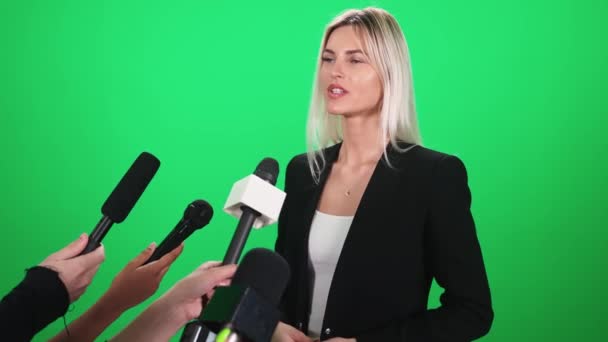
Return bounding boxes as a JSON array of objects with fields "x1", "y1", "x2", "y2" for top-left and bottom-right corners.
[
  {"x1": 153, "y1": 295, "x2": 191, "y2": 330},
  {"x1": 98, "y1": 293, "x2": 130, "y2": 315},
  {"x1": 111, "y1": 297, "x2": 189, "y2": 342},
  {"x1": 89, "y1": 295, "x2": 125, "y2": 323}
]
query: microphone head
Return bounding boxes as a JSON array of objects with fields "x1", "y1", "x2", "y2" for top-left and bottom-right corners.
[
  {"x1": 183, "y1": 199, "x2": 214, "y2": 229},
  {"x1": 253, "y1": 158, "x2": 279, "y2": 186},
  {"x1": 101, "y1": 152, "x2": 160, "y2": 223},
  {"x1": 232, "y1": 248, "x2": 290, "y2": 306}
]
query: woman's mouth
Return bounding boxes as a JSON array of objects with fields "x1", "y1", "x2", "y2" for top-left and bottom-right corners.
[{"x1": 327, "y1": 84, "x2": 348, "y2": 99}]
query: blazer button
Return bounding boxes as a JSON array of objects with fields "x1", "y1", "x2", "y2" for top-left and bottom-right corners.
[{"x1": 324, "y1": 328, "x2": 331, "y2": 335}]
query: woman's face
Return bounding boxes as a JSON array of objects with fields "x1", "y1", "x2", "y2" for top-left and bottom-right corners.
[{"x1": 319, "y1": 25, "x2": 383, "y2": 117}]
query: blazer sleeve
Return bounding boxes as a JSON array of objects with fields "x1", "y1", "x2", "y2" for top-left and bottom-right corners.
[
  {"x1": 275, "y1": 157, "x2": 296, "y2": 323},
  {"x1": 274, "y1": 156, "x2": 294, "y2": 263},
  {"x1": 0, "y1": 266, "x2": 70, "y2": 341},
  {"x1": 356, "y1": 155, "x2": 494, "y2": 342}
]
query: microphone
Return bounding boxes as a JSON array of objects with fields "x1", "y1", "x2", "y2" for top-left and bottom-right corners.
[
  {"x1": 81, "y1": 152, "x2": 160, "y2": 255},
  {"x1": 202, "y1": 248, "x2": 290, "y2": 342},
  {"x1": 179, "y1": 158, "x2": 286, "y2": 342},
  {"x1": 144, "y1": 200, "x2": 213, "y2": 264},
  {"x1": 222, "y1": 158, "x2": 286, "y2": 264}
]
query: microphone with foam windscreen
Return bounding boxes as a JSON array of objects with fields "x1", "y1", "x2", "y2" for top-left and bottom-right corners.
[
  {"x1": 222, "y1": 158, "x2": 286, "y2": 264},
  {"x1": 80, "y1": 152, "x2": 160, "y2": 255},
  {"x1": 202, "y1": 248, "x2": 290, "y2": 342},
  {"x1": 144, "y1": 200, "x2": 213, "y2": 264}
]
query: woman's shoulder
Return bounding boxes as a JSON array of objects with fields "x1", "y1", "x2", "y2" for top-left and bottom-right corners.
[
  {"x1": 286, "y1": 151, "x2": 310, "y2": 170},
  {"x1": 387, "y1": 142, "x2": 466, "y2": 170},
  {"x1": 401, "y1": 144, "x2": 469, "y2": 185},
  {"x1": 284, "y1": 142, "x2": 468, "y2": 179},
  {"x1": 284, "y1": 151, "x2": 316, "y2": 188}
]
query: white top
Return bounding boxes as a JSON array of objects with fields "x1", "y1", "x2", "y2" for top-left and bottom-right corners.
[{"x1": 307, "y1": 210, "x2": 354, "y2": 338}]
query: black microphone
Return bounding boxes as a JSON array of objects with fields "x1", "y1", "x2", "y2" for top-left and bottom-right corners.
[
  {"x1": 81, "y1": 152, "x2": 160, "y2": 255},
  {"x1": 144, "y1": 200, "x2": 213, "y2": 264},
  {"x1": 223, "y1": 158, "x2": 280, "y2": 265},
  {"x1": 202, "y1": 248, "x2": 290, "y2": 342}
]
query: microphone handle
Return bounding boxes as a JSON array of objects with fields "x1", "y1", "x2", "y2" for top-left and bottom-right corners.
[
  {"x1": 181, "y1": 208, "x2": 260, "y2": 342},
  {"x1": 145, "y1": 219, "x2": 191, "y2": 264},
  {"x1": 80, "y1": 215, "x2": 113, "y2": 255},
  {"x1": 222, "y1": 207, "x2": 259, "y2": 265}
]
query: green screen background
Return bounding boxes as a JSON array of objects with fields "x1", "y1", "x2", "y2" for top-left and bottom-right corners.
[{"x1": 1, "y1": 0, "x2": 606, "y2": 341}]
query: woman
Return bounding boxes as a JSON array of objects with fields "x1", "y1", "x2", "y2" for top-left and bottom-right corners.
[{"x1": 273, "y1": 7, "x2": 493, "y2": 342}]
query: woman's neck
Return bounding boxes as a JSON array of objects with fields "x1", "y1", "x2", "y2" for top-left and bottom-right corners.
[{"x1": 338, "y1": 114, "x2": 386, "y2": 167}]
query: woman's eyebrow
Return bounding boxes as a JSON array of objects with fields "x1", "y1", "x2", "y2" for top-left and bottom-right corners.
[{"x1": 323, "y1": 48, "x2": 364, "y2": 55}]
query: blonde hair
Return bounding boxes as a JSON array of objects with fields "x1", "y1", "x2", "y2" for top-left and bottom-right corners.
[{"x1": 306, "y1": 7, "x2": 421, "y2": 181}]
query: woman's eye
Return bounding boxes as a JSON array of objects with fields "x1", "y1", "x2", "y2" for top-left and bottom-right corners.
[{"x1": 321, "y1": 57, "x2": 334, "y2": 62}]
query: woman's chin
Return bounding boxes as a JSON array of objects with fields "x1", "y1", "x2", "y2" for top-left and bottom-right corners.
[{"x1": 326, "y1": 107, "x2": 349, "y2": 116}]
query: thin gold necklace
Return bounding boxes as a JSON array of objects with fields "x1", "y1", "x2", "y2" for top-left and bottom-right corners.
[{"x1": 337, "y1": 155, "x2": 379, "y2": 197}]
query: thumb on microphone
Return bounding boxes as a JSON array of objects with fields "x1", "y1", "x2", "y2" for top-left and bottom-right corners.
[{"x1": 44, "y1": 233, "x2": 89, "y2": 262}]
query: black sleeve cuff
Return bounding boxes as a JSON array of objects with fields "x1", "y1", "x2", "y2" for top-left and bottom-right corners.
[{"x1": 0, "y1": 266, "x2": 70, "y2": 340}]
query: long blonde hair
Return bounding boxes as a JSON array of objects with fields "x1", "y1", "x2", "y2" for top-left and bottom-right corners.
[{"x1": 306, "y1": 7, "x2": 421, "y2": 181}]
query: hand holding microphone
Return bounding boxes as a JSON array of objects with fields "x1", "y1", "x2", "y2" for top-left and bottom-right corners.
[
  {"x1": 110, "y1": 262, "x2": 237, "y2": 342},
  {"x1": 107, "y1": 198, "x2": 212, "y2": 311},
  {"x1": 0, "y1": 233, "x2": 105, "y2": 342},
  {"x1": 160, "y1": 261, "x2": 236, "y2": 322},
  {"x1": 48, "y1": 242, "x2": 183, "y2": 342},
  {"x1": 200, "y1": 248, "x2": 291, "y2": 342},
  {"x1": 39, "y1": 233, "x2": 106, "y2": 303},
  {"x1": 0, "y1": 152, "x2": 160, "y2": 342},
  {"x1": 52, "y1": 197, "x2": 211, "y2": 342},
  {"x1": 103, "y1": 242, "x2": 184, "y2": 311}
]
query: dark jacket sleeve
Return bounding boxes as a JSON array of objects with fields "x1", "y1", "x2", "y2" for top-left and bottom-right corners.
[
  {"x1": 0, "y1": 266, "x2": 70, "y2": 341},
  {"x1": 357, "y1": 155, "x2": 494, "y2": 342},
  {"x1": 274, "y1": 159, "x2": 290, "y2": 262},
  {"x1": 275, "y1": 157, "x2": 296, "y2": 323}
]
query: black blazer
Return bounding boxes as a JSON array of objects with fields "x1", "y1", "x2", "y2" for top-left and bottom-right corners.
[{"x1": 275, "y1": 142, "x2": 493, "y2": 341}]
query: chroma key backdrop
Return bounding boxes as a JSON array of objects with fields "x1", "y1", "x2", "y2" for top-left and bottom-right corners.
[{"x1": 0, "y1": 0, "x2": 606, "y2": 341}]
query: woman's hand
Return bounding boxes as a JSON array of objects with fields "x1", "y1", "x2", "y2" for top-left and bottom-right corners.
[
  {"x1": 159, "y1": 261, "x2": 236, "y2": 323},
  {"x1": 272, "y1": 322, "x2": 313, "y2": 342},
  {"x1": 39, "y1": 233, "x2": 105, "y2": 302},
  {"x1": 101, "y1": 242, "x2": 184, "y2": 311},
  {"x1": 110, "y1": 261, "x2": 237, "y2": 342}
]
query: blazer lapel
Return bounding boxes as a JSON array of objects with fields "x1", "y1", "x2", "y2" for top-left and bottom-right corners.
[
  {"x1": 323, "y1": 142, "x2": 413, "y2": 321},
  {"x1": 295, "y1": 143, "x2": 342, "y2": 323}
]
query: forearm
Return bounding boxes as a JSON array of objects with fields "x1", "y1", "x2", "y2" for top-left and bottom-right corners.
[
  {"x1": 0, "y1": 267, "x2": 69, "y2": 341},
  {"x1": 48, "y1": 294, "x2": 124, "y2": 342},
  {"x1": 356, "y1": 302, "x2": 493, "y2": 342},
  {"x1": 110, "y1": 297, "x2": 188, "y2": 342}
]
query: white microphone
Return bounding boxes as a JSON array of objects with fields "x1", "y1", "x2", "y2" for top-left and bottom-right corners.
[
  {"x1": 222, "y1": 158, "x2": 285, "y2": 264},
  {"x1": 223, "y1": 174, "x2": 286, "y2": 229}
]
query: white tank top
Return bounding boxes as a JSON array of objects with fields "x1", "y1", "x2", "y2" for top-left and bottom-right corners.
[{"x1": 307, "y1": 210, "x2": 354, "y2": 338}]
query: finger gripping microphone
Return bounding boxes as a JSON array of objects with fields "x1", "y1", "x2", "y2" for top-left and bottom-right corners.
[
  {"x1": 81, "y1": 152, "x2": 160, "y2": 255},
  {"x1": 202, "y1": 248, "x2": 291, "y2": 342},
  {"x1": 144, "y1": 199, "x2": 213, "y2": 264},
  {"x1": 222, "y1": 158, "x2": 286, "y2": 264}
]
